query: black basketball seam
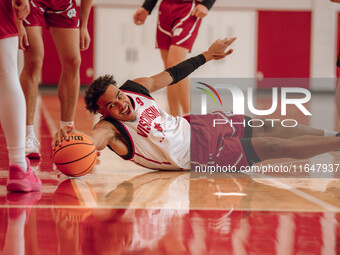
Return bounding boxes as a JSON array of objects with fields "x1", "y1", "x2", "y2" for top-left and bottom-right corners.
[
  {"x1": 55, "y1": 148, "x2": 97, "y2": 165},
  {"x1": 71, "y1": 154, "x2": 97, "y2": 177},
  {"x1": 53, "y1": 142, "x2": 95, "y2": 157}
]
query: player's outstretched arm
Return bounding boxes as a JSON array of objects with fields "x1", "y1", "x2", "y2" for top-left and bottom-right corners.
[
  {"x1": 134, "y1": 37, "x2": 236, "y2": 93},
  {"x1": 52, "y1": 121, "x2": 116, "y2": 151},
  {"x1": 90, "y1": 121, "x2": 118, "y2": 150}
]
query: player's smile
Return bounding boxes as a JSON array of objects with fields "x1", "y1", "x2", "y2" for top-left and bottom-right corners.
[{"x1": 97, "y1": 85, "x2": 137, "y2": 121}]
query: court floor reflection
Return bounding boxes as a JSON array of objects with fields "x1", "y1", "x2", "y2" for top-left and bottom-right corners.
[{"x1": 1, "y1": 92, "x2": 340, "y2": 254}]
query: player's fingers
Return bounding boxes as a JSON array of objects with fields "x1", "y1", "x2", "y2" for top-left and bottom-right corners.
[
  {"x1": 224, "y1": 37, "x2": 237, "y2": 46},
  {"x1": 23, "y1": 34, "x2": 29, "y2": 48},
  {"x1": 221, "y1": 37, "x2": 229, "y2": 44},
  {"x1": 191, "y1": 7, "x2": 198, "y2": 16},
  {"x1": 66, "y1": 125, "x2": 74, "y2": 134},
  {"x1": 52, "y1": 133, "x2": 60, "y2": 149},
  {"x1": 60, "y1": 129, "x2": 68, "y2": 139},
  {"x1": 196, "y1": 11, "x2": 206, "y2": 19},
  {"x1": 80, "y1": 36, "x2": 85, "y2": 50},
  {"x1": 18, "y1": 37, "x2": 24, "y2": 50},
  {"x1": 135, "y1": 17, "x2": 144, "y2": 25},
  {"x1": 224, "y1": 49, "x2": 233, "y2": 56},
  {"x1": 212, "y1": 49, "x2": 233, "y2": 59},
  {"x1": 133, "y1": 13, "x2": 139, "y2": 24},
  {"x1": 82, "y1": 37, "x2": 90, "y2": 51}
]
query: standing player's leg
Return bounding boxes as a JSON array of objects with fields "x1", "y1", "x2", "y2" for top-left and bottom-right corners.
[
  {"x1": 0, "y1": 37, "x2": 27, "y2": 171},
  {"x1": 166, "y1": 45, "x2": 190, "y2": 117},
  {"x1": 49, "y1": 27, "x2": 81, "y2": 127},
  {"x1": 0, "y1": 36, "x2": 42, "y2": 192},
  {"x1": 20, "y1": 26, "x2": 44, "y2": 159}
]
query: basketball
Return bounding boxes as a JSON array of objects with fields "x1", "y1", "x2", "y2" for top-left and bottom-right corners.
[{"x1": 53, "y1": 132, "x2": 97, "y2": 177}]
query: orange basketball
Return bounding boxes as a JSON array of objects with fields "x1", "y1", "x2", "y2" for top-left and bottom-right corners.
[{"x1": 53, "y1": 132, "x2": 97, "y2": 177}]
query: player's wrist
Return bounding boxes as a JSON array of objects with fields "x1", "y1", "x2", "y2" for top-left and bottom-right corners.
[
  {"x1": 79, "y1": 22, "x2": 88, "y2": 29},
  {"x1": 141, "y1": 7, "x2": 150, "y2": 15},
  {"x1": 202, "y1": 51, "x2": 213, "y2": 61}
]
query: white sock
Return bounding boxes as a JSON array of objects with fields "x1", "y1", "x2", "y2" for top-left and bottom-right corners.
[
  {"x1": 324, "y1": 130, "x2": 337, "y2": 137},
  {"x1": 26, "y1": 125, "x2": 35, "y2": 138},
  {"x1": 60, "y1": 121, "x2": 74, "y2": 129},
  {"x1": 0, "y1": 37, "x2": 27, "y2": 172},
  {"x1": 7, "y1": 146, "x2": 27, "y2": 171}
]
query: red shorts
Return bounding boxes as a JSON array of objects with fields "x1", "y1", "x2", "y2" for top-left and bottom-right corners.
[
  {"x1": 23, "y1": 0, "x2": 79, "y2": 28},
  {"x1": 0, "y1": 0, "x2": 18, "y2": 39},
  {"x1": 187, "y1": 111, "x2": 251, "y2": 169},
  {"x1": 156, "y1": 0, "x2": 202, "y2": 51}
]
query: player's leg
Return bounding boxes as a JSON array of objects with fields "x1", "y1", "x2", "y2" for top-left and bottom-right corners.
[
  {"x1": 0, "y1": 37, "x2": 27, "y2": 171},
  {"x1": 166, "y1": 45, "x2": 190, "y2": 116},
  {"x1": 160, "y1": 49, "x2": 168, "y2": 67},
  {"x1": 0, "y1": 37, "x2": 42, "y2": 192},
  {"x1": 20, "y1": 26, "x2": 44, "y2": 158},
  {"x1": 165, "y1": 1, "x2": 201, "y2": 117},
  {"x1": 49, "y1": 27, "x2": 81, "y2": 126},
  {"x1": 251, "y1": 119, "x2": 332, "y2": 138},
  {"x1": 249, "y1": 136, "x2": 340, "y2": 161}
]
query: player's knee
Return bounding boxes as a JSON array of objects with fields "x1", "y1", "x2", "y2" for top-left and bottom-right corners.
[
  {"x1": 258, "y1": 138, "x2": 288, "y2": 159},
  {"x1": 24, "y1": 56, "x2": 43, "y2": 74},
  {"x1": 62, "y1": 55, "x2": 81, "y2": 71},
  {"x1": 254, "y1": 118, "x2": 277, "y2": 137}
]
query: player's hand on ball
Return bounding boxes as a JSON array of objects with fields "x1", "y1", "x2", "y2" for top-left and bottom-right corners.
[
  {"x1": 52, "y1": 125, "x2": 74, "y2": 149},
  {"x1": 203, "y1": 37, "x2": 237, "y2": 61}
]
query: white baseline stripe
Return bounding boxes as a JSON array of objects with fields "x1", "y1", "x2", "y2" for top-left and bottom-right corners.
[{"x1": 261, "y1": 177, "x2": 340, "y2": 211}]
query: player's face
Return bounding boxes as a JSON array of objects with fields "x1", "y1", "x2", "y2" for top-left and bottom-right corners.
[{"x1": 97, "y1": 85, "x2": 136, "y2": 121}]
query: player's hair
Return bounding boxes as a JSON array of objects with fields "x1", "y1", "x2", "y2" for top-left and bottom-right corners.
[{"x1": 84, "y1": 75, "x2": 117, "y2": 114}]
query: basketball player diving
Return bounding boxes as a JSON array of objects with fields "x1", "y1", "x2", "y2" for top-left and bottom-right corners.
[{"x1": 53, "y1": 37, "x2": 340, "y2": 170}]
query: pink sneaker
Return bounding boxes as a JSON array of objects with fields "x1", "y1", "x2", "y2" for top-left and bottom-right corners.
[{"x1": 7, "y1": 157, "x2": 42, "y2": 192}]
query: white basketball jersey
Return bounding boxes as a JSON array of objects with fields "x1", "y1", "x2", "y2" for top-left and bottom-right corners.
[{"x1": 105, "y1": 81, "x2": 190, "y2": 170}]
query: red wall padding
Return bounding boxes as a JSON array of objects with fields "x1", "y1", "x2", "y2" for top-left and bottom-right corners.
[{"x1": 257, "y1": 11, "x2": 311, "y2": 88}]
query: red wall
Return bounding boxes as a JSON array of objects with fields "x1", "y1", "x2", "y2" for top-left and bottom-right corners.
[
  {"x1": 41, "y1": 7, "x2": 94, "y2": 86},
  {"x1": 257, "y1": 11, "x2": 311, "y2": 88}
]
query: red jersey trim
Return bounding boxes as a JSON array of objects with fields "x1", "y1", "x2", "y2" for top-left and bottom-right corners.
[
  {"x1": 117, "y1": 120, "x2": 135, "y2": 160},
  {"x1": 135, "y1": 152, "x2": 172, "y2": 165},
  {"x1": 122, "y1": 90, "x2": 154, "y2": 101}
]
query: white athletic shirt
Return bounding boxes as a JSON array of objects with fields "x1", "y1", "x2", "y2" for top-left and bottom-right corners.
[{"x1": 104, "y1": 80, "x2": 190, "y2": 170}]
